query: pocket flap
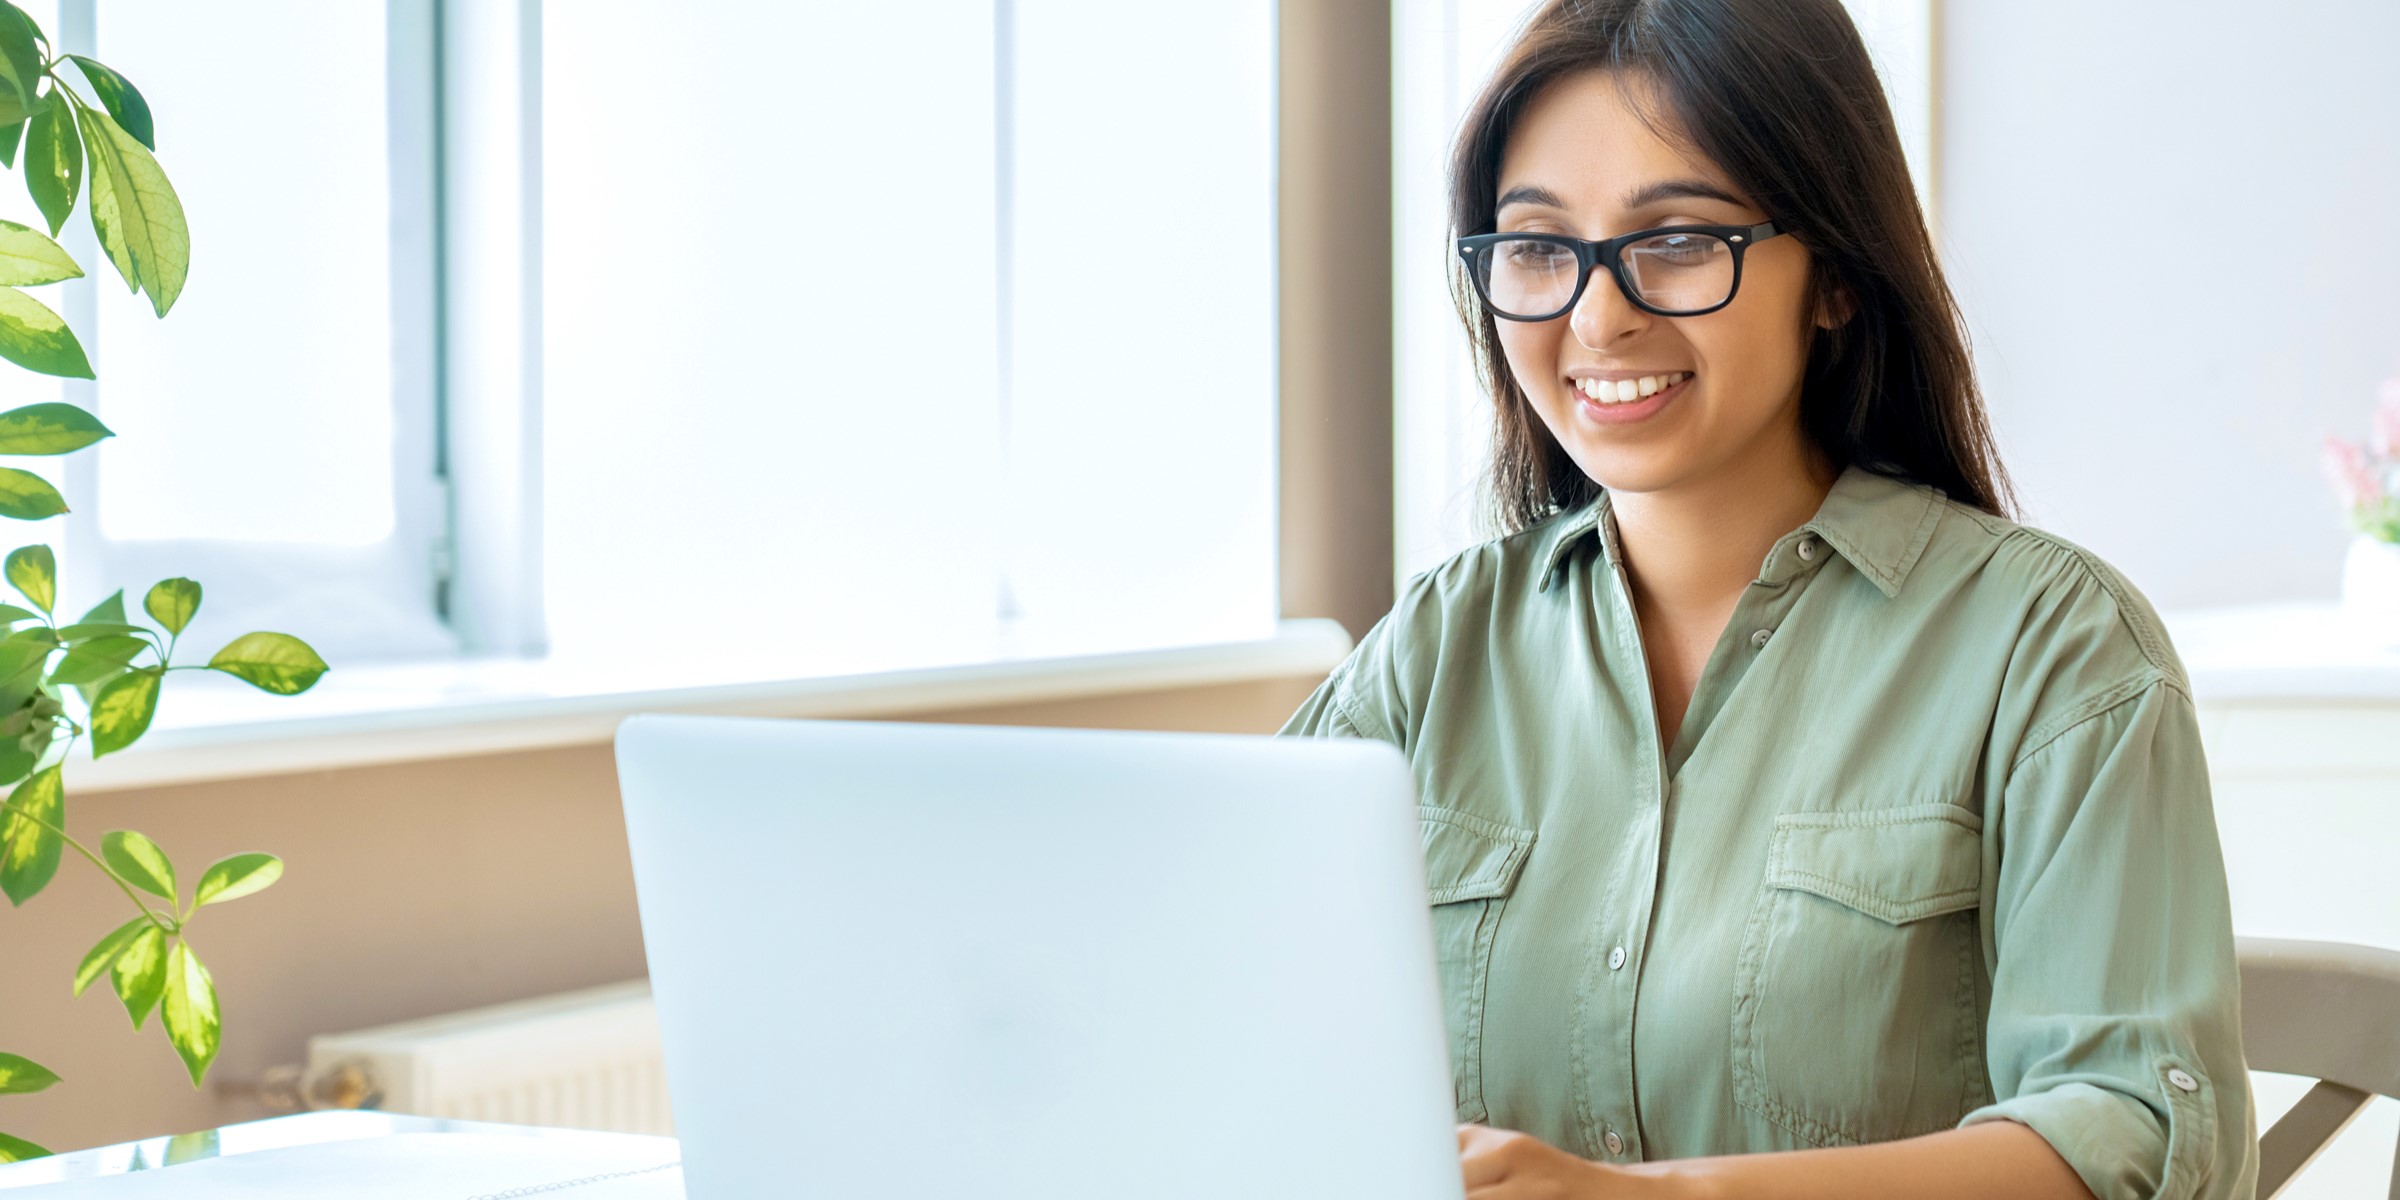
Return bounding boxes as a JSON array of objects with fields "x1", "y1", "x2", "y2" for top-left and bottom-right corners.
[
  {"x1": 1421, "y1": 806, "x2": 1535, "y2": 904},
  {"x1": 1765, "y1": 803, "x2": 1982, "y2": 925}
]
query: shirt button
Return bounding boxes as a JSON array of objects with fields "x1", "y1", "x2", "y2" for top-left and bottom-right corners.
[
  {"x1": 2167, "y1": 1068, "x2": 2199, "y2": 1093},
  {"x1": 1797, "y1": 537, "x2": 1817, "y2": 561},
  {"x1": 1608, "y1": 946, "x2": 1627, "y2": 970},
  {"x1": 1749, "y1": 628, "x2": 1772, "y2": 650},
  {"x1": 1603, "y1": 1130, "x2": 1625, "y2": 1156}
]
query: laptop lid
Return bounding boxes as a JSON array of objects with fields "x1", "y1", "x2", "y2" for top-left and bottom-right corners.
[{"x1": 614, "y1": 714, "x2": 1464, "y2": 1199}]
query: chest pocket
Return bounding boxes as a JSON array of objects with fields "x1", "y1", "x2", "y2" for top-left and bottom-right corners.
[
  {"x1": 1730, "y1": 803, "x2": 1991, "y2": 1147},
  {"x1": 1421, "y1": 805, "x2": 1535, "y2": 1126}
]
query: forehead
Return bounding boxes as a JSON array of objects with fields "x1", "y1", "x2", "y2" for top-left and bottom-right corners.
[{"x1": 1496, "y1": 70, "x2": 1734, "y2": 210}]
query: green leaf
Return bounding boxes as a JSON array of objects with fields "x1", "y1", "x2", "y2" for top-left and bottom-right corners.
[
  {"x1": 73, "y1": 99, "x2": 184, "y2": 318},
  {"x1": 74, "y1": 914, "x2": 151, "y2": 996},
  {"x1": 0, "y1": 119, "x2": 18, "y2": 170},
  {"x1": 0, "y1": 631, "x2": 48, "y2": 719},
  {"x1": 0, "y1": 2, "x2": 39, "y2": 114},
  {"x1": 0, "y1": 1130, "x2": 48, "y2": 1162},
  {"x1": 0, "y1": 735, "x2": 35, "y2": 786},
  {"x1": 0, "y1": 402, "x2": 109, "y2": 455},
  {"x1": 89, "y1": 666, "x2": 157, "y2": 757},
  {"x1": 66, "y1": 56, "x2": 150, "y2": 151},
  {"x1": 144, "y1": 578, "x2": 198, "y2": 635},
  {"x1": 0, "y1": 763, "x2": 59, "y2": 904},
  {"x1": 164, "y1": 1128, "x2": 217, "y2": 1165},
  {"x1": 109, "y1": 922, "x2": 165, "y2": 1029},
  {"x1": 23, "y1": 94, "x2": 76, "y2": 239},
  {"x1": 0, "y1": 1052, "x2": 57, "y2": 1095},
  {"x1": 0, "y1": 467, "x2": 64, "y2": 519},
  {"x1": 0, "y1": 286, "x2": 89, "y2": 379},
  {"x1": 0, "y1": 603, "x2": 30, "y2": 625},
  {"x1": 161, "y1": 941, "x2": 219, "y2": 1087},
  {"x1": 0, "y1": 2, "x2": 45, "y2": 53},
  {"x1": 56, "y1": 622, "x2": 148, "y2": 645},
  {"x1": 69, "y1": 666, "x2": 122, "y2": 715},
  {"x1": 0, "y1": 219, "x2": 75, "y2": 287},
  {"x1": 6, "y1": 543, "x2": 51, "y2": 613},
  {"x1": 194, "y1": 853, "x2": 280, "y2": 907},
  {"x1": 101, "y1": 829, "x2": 173, "y2": 901},
  {"x1": 78, "y1": 588, "x2": 126, "y2": 625},
  {"x1": 0, "y1": 219, "x2": 75, "y2": 288},
  {"x1": 51, "y1": 633, "x2": 148, "y2": 685},
  {"x1": 208, "y1": 633, "x2": 326, "y2": 695}
]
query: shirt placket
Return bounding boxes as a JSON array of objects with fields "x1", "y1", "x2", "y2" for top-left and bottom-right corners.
[{"x1": 1576, "y1": 528, "x2": 1828, "y2": 1163}]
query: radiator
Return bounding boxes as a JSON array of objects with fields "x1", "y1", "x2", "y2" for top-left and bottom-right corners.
[{"x1": 304, "y1": 980, "x2": 674, "y2": 1135}]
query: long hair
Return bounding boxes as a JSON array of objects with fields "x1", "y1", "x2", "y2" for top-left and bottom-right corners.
[{"x1": 1450, "y1": 0, "x2": 2015, "y2": 535}]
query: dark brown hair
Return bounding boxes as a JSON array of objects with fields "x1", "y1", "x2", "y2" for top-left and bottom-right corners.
[{"x1": 1451, "y1": 0, "x2": 2015, "y2": 534}]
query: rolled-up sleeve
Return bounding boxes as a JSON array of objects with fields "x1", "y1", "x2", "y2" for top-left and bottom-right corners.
[{"x1": 1959, "y1": 676, "x2": 2257, "y2": 1200}]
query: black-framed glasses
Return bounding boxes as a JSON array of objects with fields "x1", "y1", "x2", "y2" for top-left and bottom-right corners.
[{"x1": 1456, "y1": 221, "x2": 1785, "y2": 320}]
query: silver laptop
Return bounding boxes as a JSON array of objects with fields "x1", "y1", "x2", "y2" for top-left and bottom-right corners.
[{"x1": 614, "y1": 714, "x2": 1465, "y2": 1199}]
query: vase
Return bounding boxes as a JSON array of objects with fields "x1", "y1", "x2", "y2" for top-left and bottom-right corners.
[{"x1": 2340, "y1": 534, "x2": 2400, "y2": 641}]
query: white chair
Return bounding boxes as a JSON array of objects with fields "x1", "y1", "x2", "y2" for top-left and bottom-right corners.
[{"x1": 2238, "y1": 937, "x2": 2400, "y2": 1198}]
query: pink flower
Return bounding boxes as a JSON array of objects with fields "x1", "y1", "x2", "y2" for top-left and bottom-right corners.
[
  {"x1": 2325, "y1": 436, "x2": 2382, "y2": 510},
  {"x1": 2375, "y1": 376, "x2": 2400, "y2": 459}
]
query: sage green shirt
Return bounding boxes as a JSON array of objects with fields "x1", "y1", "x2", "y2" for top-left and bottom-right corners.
[{"x1": 1276, "y1": 466, "x2": 2257, "y2": 1200}]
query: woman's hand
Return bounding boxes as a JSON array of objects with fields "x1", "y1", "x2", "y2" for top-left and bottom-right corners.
[{"x1": 1458, "y1": 1123, "x2": 1688, "y2": 1199}]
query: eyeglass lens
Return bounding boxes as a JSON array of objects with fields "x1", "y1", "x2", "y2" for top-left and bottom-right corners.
[{"x1": 1475, "y1": 232, "x2": 1736, "y2": 318}]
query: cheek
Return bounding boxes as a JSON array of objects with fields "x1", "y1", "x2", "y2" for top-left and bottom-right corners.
[
  {"x1": 1493, "y1": 322, "x2": 1561, "y2": 401},
  {"x1": 1685, "y1": 280, "x2": 1814, "y2": 397}
]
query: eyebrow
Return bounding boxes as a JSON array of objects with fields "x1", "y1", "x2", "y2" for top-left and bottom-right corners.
[{"x1": 1496, "y1": 178, "x2": 1748, "y2": 214}]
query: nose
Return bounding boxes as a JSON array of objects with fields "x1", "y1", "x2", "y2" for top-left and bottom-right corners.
[{"x1": 1567, "y1": 260, "x2": 1650, "y2": 351}]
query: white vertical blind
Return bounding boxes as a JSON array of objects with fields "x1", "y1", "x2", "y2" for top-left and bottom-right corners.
[
  {"x1": 540, "y1": 2, "x2": 1001, "y2": 667},
  {"x1": 542, "y1": 1, "x2": 1276, "y2": 667},
  {"x1": 1003, "y1": 0, "x2": 1276, "y2": 643},
  {"x1": 91, "y1": 0, "x2": 395, "y2": 545}
]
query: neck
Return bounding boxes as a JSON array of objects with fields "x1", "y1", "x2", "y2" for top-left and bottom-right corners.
[{"x1": 1610, "y1": 438, "x2": 1839, "y2": 624}]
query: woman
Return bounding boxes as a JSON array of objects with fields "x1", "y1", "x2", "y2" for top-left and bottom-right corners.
[{"x1": 1276, "y1": 2, "x2": 2255, "y2": 1197}]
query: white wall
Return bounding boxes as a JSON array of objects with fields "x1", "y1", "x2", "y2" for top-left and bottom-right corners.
[{"x1": 1939, "y1": 0, "x2": 2400, "y2": 610}]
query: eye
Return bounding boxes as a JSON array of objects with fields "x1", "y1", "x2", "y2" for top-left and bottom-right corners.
[
  {"x1": 1502, "y1": 240, "x2": 1573, "y2": 266},
  {"x1": 1632, "y1": 232, "x2": 1724, "y2": 266}
]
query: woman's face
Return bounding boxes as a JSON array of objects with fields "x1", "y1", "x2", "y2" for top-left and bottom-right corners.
[{"x1": 1491, "y1": 70, "x2": 1831, "y2": 497}]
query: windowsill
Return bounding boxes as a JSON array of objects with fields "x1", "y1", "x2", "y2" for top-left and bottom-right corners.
[
  {"x1": 2163, "y1": 602, "x2": 2400, "y2": 703},
  {"x1": 60, "y1": 617, "x2": 1355, "y2": 794},
  {"x1": 84, "y1": 600, "x2": 2377, "y2": 796}
]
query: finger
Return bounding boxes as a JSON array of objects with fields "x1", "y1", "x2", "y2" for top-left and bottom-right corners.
[{"x1": 1457, "y1": 1125, "x2": 1517, "y2": 1189}]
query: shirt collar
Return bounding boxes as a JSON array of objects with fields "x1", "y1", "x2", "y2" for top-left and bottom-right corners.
[{"x1": 1534, "y1": 464, "x2": 1943, "y2": 598}]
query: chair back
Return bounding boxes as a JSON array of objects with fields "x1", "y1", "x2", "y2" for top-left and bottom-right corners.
[{"x1": 2238, "y1": 937, "x2": 2400, "y2": 1198}]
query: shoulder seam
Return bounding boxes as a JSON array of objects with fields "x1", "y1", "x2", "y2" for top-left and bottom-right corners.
[
  {"x1": 2009, "y1": 668, "x2": 2189, "y2": 772},
  {"x1": 2000, "y1": 527, "x2": 2180, "y2": 680}
]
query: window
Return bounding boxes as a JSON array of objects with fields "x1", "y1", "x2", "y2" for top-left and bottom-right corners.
[
  {"x1": 9, "y1": 1, "x2": 1279, "y2": 674},
  {"x1": 536, "y1": 0, "x2": 1277, "y2": 666},
  {"x1": 59, "y1": 0, "x2": 450, "y2": 664}
]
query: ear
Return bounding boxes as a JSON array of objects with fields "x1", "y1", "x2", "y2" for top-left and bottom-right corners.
[{"x1": 1812, "y1": 279, "x2": 1856, "y2": 331}]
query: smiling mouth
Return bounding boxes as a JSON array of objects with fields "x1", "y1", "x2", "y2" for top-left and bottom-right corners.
[{"x1": 1572, "y1": 371, "x2": 1692, "y2": 405}]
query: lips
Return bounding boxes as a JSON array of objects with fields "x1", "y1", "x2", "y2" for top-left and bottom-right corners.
[{"x1": 1570, "y1": 372, "x2": 1692, "y2": 425}]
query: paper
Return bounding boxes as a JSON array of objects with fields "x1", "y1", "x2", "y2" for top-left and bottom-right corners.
[{"x1": 30, "y1": 1132, "x2": 684, "y2": 1198}]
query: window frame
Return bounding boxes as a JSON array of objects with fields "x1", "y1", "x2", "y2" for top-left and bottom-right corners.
[{"x1": 54, "y1": 0, "x2": 459, "y2": 664}]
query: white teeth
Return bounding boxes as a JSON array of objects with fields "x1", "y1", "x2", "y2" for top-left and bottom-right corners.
[{"x1": 1575, "y1": 372, "x2": 1690, "y2": 404}]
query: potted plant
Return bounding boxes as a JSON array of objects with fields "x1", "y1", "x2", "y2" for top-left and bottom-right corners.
[
  {"x1": 0, "y1": 2, "x2": 326, "y2": 1162},
  {"x1": 2322, "y1": 377, "x2": 2400, "y2": 638}
]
